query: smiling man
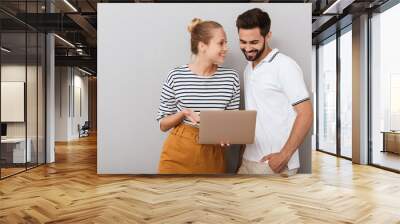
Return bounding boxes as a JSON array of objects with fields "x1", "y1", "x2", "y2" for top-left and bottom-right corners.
[{"x1": 236, "y1": 8, "x2": 313, "y2": 176}]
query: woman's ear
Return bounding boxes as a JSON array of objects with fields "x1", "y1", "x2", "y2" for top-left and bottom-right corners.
[{"x1": 198, "y1": 41, "x2": 207, "y2": 53}]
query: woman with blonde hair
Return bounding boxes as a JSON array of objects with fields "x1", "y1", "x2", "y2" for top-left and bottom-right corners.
[{"x1": 156, "y1": 18, "x2": 240, "y2": 174}]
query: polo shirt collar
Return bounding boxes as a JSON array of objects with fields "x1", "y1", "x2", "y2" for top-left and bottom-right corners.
[
  {"x1": 261, "y1": 48, "x2": 280, "y2": 64},
  {"x1": 249, "y1": 48, "x2": 280, "y2": 68}
]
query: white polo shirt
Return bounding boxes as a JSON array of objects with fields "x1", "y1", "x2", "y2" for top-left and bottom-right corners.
[{"x1": 243, "y1": 48, "x2": 309, "y2": 170}]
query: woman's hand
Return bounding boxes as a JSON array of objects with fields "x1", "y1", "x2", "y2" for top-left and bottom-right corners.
[
  {"x1": 159, "y1": 108, "x2": 199, "y2": 132},
  {"x1": 182, "y1": 108, "x2": 200, "y2": 125},
  {"x1": 220, "y1": 141, "x2": 230, "y2": 148}
]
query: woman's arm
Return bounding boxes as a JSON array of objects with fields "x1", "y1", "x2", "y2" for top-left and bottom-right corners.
[
  {"x1": 226, "y1": 72, "x2": 241, "y2": 110},
  {"x1": 159, "y1": 109, "x2": 200, "y2": 132},
  {"x1": 159, "y1": 111, "x2": 185, "y2": 132}
]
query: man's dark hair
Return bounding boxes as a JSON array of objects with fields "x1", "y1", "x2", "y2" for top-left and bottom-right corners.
[{"x1": 236, "y1": 8, "x2": 271, "y2": 36}]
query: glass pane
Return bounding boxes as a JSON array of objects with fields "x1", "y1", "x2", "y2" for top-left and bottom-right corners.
[
  {"x1": 26, "y1": 0, "x2": 38, "y2": 169},
  {"x1": 1, "y1": 31, "x2": 27, "y2": 178},
  {"x1": 318, "y1": 37, "x2": 337, "y2": 154},
  {"x1": 371, "y1": 4, "x2": 400, "y2": 171},
  {"x1": 340, "y1": 29, "x2": 352, "y2": 158},
  {"x1": 38, "y1": 32, "x2": 45, "y2": 165},
  {"x1": 27, "y1": 31, "x2": 38, "y2": 169},
  {"x1": 0, "y1": 1, "x2": 46, "y2": 178}
]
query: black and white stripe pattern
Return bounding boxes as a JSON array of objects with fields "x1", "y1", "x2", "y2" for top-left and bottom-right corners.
[{"x1": 157, "y1": 65, "x2": 240, "y2": 125}]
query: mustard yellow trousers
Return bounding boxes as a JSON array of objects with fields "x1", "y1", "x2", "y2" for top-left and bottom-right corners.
[{"x1": 158, "y1": 124, "x2": 225, "y2": 174}]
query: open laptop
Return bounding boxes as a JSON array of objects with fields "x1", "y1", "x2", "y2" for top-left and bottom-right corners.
[{"x1": 199, "y1": 110, "x2": 257, "y2": 144}]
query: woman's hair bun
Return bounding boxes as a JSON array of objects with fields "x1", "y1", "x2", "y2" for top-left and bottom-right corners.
[{"x1": 187, "y1": 18, "x2": 203, "y2": 33}]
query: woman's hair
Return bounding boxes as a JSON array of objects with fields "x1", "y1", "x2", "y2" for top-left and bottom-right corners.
[{"x1": 187, "y1": 18, "x2": 222, "y2": 55}]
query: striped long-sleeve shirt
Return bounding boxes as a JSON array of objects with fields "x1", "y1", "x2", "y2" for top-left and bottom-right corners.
[{"x1": 156, "y1": 65, "x2": 240, "y2": 126}]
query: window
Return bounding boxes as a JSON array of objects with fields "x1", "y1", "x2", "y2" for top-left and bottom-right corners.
[
  {"x1": 370, "y1": 3, "x2": 400, "y2": 171},
  {"x1": 317, "y1": 36, "x2": 337, "y2": 155},
  {"x1": 339, "y1": 28, "x2": 352, "y2": 158}
]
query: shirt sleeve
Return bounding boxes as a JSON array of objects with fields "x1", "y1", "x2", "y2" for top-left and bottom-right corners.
[
  {"x1": 156, "y1": 73, "x2": 177, "y2": 121},
  {"x1": 226, "y1": 72, "x2": 241, "y2": 110},
  {"x1": 278, "y1": 58, "x2": 309, "y2": 106}
]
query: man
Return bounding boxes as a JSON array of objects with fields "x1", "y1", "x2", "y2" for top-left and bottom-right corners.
[{"x1": 236, "y1": 8, "x2": 313, "y2": 175}]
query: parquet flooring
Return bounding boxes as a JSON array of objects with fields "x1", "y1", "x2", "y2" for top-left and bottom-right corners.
[{"x1": 0, "y1": 134, "x2": 399, "y2": 223}]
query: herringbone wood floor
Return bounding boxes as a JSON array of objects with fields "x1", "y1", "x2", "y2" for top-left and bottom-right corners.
[{"x1": 1, "y1": 134, "x2": 400, "y2": 224}]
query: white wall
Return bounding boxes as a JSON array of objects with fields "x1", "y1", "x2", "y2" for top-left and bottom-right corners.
[
  {"x1": 72, "y1": 72, "x2": 89, "y2": 138},
  {"x1": 55, "y1": 67, "x2": 69, "y2": 141},
  {"x1": 55, "y1": 67, "x2": 89, "y2": 141},
  {"x1": 98, "y1": 3, "x2": 312, "y2": 174}
]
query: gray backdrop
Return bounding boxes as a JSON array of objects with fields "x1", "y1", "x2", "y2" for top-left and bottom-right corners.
[{"x1": 97, "y1": 3, "x2": 312, "y2": 174}]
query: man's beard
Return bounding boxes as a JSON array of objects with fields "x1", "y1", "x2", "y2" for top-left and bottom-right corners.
[{"x1": 241, "y1": 44, "x2": 265, "y2": 62}]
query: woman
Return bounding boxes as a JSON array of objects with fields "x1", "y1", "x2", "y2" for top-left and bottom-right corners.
[{"x1": 156, "y1": 18, "x2": 240, "y2": 174}]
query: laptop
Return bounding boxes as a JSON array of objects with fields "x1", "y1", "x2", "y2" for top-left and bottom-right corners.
[{"x1": 199, "y1": 110, "x2": 257, "y2": 144}]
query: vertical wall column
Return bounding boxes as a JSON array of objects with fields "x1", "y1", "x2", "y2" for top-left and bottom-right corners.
[
  {"x1": 55, "y1": 67, "x2": 71, "y2": 141},
  {"x1": 88, "y1": 77, "x2": 97, "y2": 132},
  {"x1": 352, "y1": 14, "x2": 369, "y2": 164},
  {"x1": 45, "y1": 0, "x2": 55, "y2": 163},
  {"x1": 46, "y1": 33, "x2": 55, "y2": 163}
]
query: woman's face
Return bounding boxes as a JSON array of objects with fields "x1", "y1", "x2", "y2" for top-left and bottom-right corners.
[{"x1": 202, "y1": 28, "x2": 228, "y2": 65}]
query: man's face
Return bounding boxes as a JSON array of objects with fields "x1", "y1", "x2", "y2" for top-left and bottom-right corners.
[{"x1": 238, "y1": 28, "x2": 266, "y2": 62}]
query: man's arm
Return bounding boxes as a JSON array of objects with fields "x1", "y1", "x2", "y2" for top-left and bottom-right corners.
[
  {"x1": 281, "y1": 100, "x2": 313, "y2": 158},
  {"x1": 261, "y1": 100, "x2": 313, "y2": 172}
]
